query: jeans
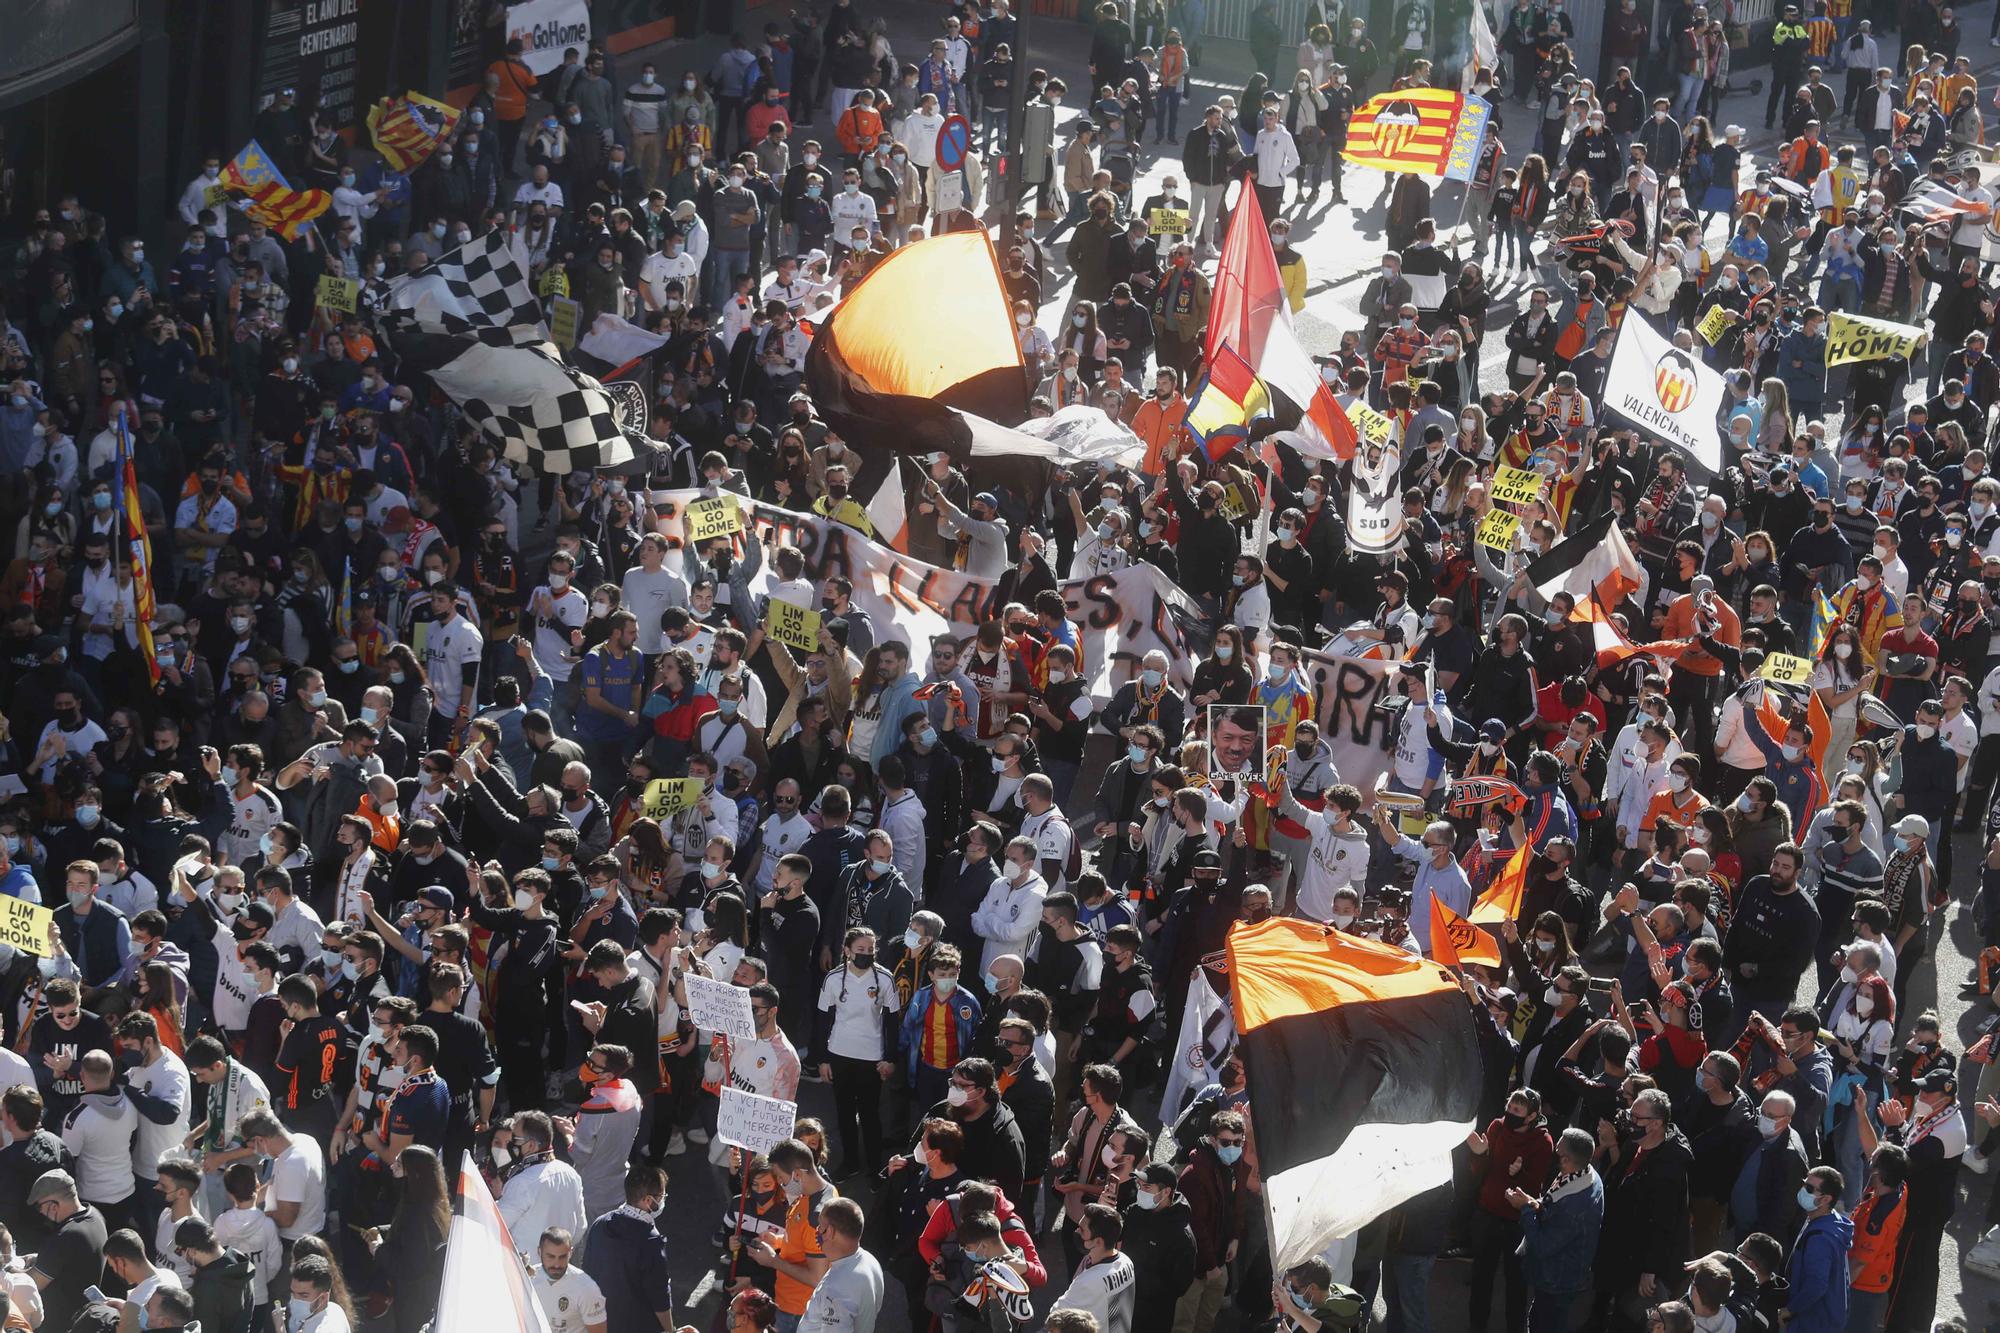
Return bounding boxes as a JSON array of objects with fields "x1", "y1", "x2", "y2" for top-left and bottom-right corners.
[
  {"x1": 1160, "y1": 89, "x2": 1183, "y2": 140},
  {"x1": 709, "y1": 246, "x2": 752, "y2": 310},
  {"x1": 1845, "y1": 1288, "x2": 1889, "y2": 1332},
  {"x1": 979, "y1": 104, "x2": 1009, "y2": 153},
  {"x1": 1819, "y1": 274, "x2": 1862, "y2": 314},
  {"x1": 1529, "y1": 1288, "x2": 1585, "y2": 1333},
  {"x1": 1385, "y1": 1254, "x2": 1435, "y2": 1333},
  {"x1": 1676, "y1": 72, "x2": 1705, "y2": 122},
  {"x1": 1046, "y1": 756, "x2": 1082, "y2": 809}
]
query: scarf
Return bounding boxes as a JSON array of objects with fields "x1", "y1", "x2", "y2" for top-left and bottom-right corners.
[
  {"x1": 1541, "y1": 1165, "x2": 1584, "y2": 1203},
  {"x1": 1639, "y1": 471, "x2": 1687, "y2": 535},
  {"x1": 1882, "y1": 846, "x2": 1924, "y2": 917}
]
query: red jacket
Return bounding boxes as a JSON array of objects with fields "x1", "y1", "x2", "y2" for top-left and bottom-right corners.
[
  {"x1": 917, "y1": 1187, "x2": 1048, "y2": 1286},
  {"x1": 1177, "y1": 1142, "x2": 1250, "y2": 1271},
  {"x1": 1476, "y1": 1116, "x2": 1555, "y2": 1219}
]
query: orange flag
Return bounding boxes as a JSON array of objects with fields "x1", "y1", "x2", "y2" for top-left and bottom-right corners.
[
  {"x1": 1470, "y1": 841, "x2": 1532, "y2": 925},
  {"x1": 1432, "y1": 896, "x2": 1504, "y2": 970},
  {"x1": 1807, "y1": 688, "x2": 1832, "y2": 771}
]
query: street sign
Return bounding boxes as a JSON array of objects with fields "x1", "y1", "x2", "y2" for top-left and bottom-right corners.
[{"x1": 936, "y1": 114, "x2": 971, "y2": 173}]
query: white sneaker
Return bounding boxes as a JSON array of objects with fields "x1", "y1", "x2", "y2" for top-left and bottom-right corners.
[
  {"x1": 686, "y1": 1126, "x2": 711, "y2": 1145},
  {"x1": 1968, "y1": 1144, "x2": 1991, "y2": 1174},
  {"x1": 664, "y1": 1131, "x2": 689, "y2": 1156}
]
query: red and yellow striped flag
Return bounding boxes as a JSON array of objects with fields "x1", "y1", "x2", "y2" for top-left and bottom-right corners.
[
  {"x1": 1345, "y1": 88, "x2": 1492, "y2": 181},
  {"x1": 367, "y1": 92, "x2": 461, "y2": 173},
  {"x1": 116, "y1": 411, "x2": 159, "y2": 686}
]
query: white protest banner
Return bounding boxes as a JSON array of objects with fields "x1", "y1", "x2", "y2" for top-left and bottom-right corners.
[
  {"x1": 1301, "y1": 646, "x2": 1402, "y2": 799},
  {"x1": 684, "y1": 974, "x2": 757, "y2": 1040},
  {"x1": 718, "y1": 1087, "x2": 800, "y2": 1156},
  {"x1": 505, "y1": 0, "x2": 591, "y2": 75},
  {"x1": 652, "y1": 490, "x2": 1198, "y2": 694}
]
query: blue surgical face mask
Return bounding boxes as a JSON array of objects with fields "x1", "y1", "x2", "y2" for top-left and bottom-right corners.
[
  {"x1": 1141, "y1": 669, "x2": 1163, "y2": 688},
  {"x1": 541, "y1": 855, "x2": 561, "y2": 872},
  {"x1": 222, "y1": 765, "x2": 240, "y2": 788},
  {"x1": 918, "y1": 726, "x2": 938, "y2": 747},
  {"x1": 360, "y1": 705, "x2": 381, "y2": 725},
  {"x1": 1128, "y1": 744, "x2": 1148, "y2": 764},
  {"x1": 871, "y1": 857, "x2": 894, "y2": 875},
  {"x1": 1797, "y1": 1185, "x2": 1818, "y2": 1209},
  {"x1": 76, "y1": 805, "x2": 101, "y2": 827},
  {"x1": 701, "y1": 860, "x2": 724, "y2": 880},
  {"x1": 718, "y1": 698, "x2": 740, "y2": 717},
  {"x1": 589, "y1": 885, "x2": 609, "y2": 901},
  {"x1": 260, "y1": 833, "x2": 275, "y2": 857},
  {"x1": 1214, "y1": 1142, "x2": 1244, "y2": 1164},
  {"x1": 389, "y1": 670, "x2": 407, "y2": 685}
]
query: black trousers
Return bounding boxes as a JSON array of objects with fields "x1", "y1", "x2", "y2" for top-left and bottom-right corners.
[{"x1": 828, "y1": 1052, "x2": 885, "y2": 1172}]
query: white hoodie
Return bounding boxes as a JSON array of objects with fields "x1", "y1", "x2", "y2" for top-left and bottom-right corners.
[
  {"x1": 971, "y1": 867, "x2": 1048, "y2": 973},
  {"x1": 214, "y1": 1203, "x2": 285, "y2": 1300}
]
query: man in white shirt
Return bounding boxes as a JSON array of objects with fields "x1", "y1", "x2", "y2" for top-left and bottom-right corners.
[
  {"x1": 116, "y1": 1012, "x2": 190, "y2": 1227},
  {"x1": 1018, "y1": 775, "x2": 1075, "y2": 893},
  {"x1": 241, "y1": 1108, "x2": 325, "y2": 1243},
  {"x1": 512, "y1": 163, "x2": 568, "y2": 221},
  {"x1": 1052, "y1": 1203, "x2": 1138, "y2": 1333},
  {"x1": 421, "y1": 582, "x2": 485, "y2": 746},
  {"x1": 639, "y1": 234, "x2": 700, "y2": 313},
  {"x1": 751, "y1": 779, "x2": 815, "y2": 896},
  {"x1": 1251, "y1": 105, "x2": 1300, "y2": 222},
  {"x1": 59, "y1": 1051, "x2": 138, "y2": 1219},
  {"x1": 104, "y1": 1228, "x2": 183, "y2": 1333},
  {"x1": 179, "y1": 156, "x2": 224, "y2": 230},
  {"x1": 532, "y1": 1230, "x2": 609, "y2": 1333},
  {"x1": 496, "y1": 1110, "x2": 588, "y2": 1259},
  {"x1": 972, "y1": 838, "x2": 1050, "y2": 972},
  {"x1": 288, "y1": 1257, "x2": 353, "y2": 1333}
]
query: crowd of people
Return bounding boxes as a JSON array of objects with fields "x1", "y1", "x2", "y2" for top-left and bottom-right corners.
[{"x1": 5, "y1": 0, "x2": 2000, "y2": 1329}]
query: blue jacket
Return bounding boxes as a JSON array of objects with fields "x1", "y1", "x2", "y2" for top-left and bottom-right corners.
[
  {"x1": 1785, "y1": 1210, "x2": 1854, "y2": 1333},
  {"x1": 864, "y1": 670, "x2": 925, "y2": 767},
  {"x1": 1742, "y1": 709, "x2": 1829, "y2": 831},
  {"x1": 900, "y1": 982, "x2": 983, "y2": 1081},
  {"x1": 1518, "y1": 1168, "x2": 1604, "y2": 1294}
]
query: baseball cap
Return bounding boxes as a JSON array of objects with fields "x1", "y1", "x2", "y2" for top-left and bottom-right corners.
[
  {"x1": 26, "y1": 1170, "x2": 76, "y2": 1205},
  {"x1": 418, "y1": 886, "x2": 456, "y2": 910}
]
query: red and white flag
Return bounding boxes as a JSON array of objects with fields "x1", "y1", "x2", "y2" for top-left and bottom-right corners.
[{"x1": 1208, "y1": 189, "x2": 1357, "y2": 460}]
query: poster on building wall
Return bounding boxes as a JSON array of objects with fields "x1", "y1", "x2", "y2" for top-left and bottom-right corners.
[
  {"x1": 505, "y1": 0, "x2": 593, "y2": 75},
  {"x1": 261, "y1": 0, "x2": 367, "y2": 131}
]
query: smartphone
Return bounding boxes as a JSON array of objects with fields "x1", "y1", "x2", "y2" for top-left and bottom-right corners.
[
  {"x1": 84, "y1": 1287, "x2": 105, "y2": 1306},
  {"x1": 1586, "y1": 976, "x2": 1614, "y2": 1017}
]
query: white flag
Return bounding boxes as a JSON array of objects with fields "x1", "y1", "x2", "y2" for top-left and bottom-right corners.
[
  {"x1": 1602, "y1": 314, "x2": 1725, "y2": 472},
  {"x1": 1160, "y1": 968, "x2": 1237, "y2": 1123},
  {"x1": 436, "y1": 1155, "x2": 553, "y2": 1332}
]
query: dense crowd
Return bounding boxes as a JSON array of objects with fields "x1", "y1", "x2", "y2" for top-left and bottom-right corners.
[{"x1": 5, "y1": 0, "x2": 2000, "y2": 1330}]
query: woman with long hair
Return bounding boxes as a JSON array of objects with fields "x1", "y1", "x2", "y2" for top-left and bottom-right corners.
[
  {"x1": 1813, "y1": 624, "x2": 1876, "y2": 777},
  {"x1": 1880, "y1": 814, "x2": 1938, "y2": 1015},
  {"x1": 138, "y1": 961, "x2": 186, "y2": 1054},
  {"x1": 1758, "y1": 377, "x2": 1794, "y2": 456},
  {"x1": 617, "y1": 816, "x2": 677, "y2": 906},
  {"x1": 378, "y1": 1145, "x2": 452, "y2": 1333},
  {"x1": 382, "y1": 643, "x2": 434, "y2": 739},
  {"x1": 1690, "y1": 806, "x2": 1742, "y2": 900},
  {"x1": 1060, "y1": 299, "x2": 1109, "y2": 384}
]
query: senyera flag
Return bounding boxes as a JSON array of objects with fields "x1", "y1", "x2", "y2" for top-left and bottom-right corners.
[
  {"x1": 1184, "y1": 344, "x2": 1271, "y2": 460},
  {"x1": 1227, "y1": 917, "x2": 1480, "y2": 1271},
  {"x1": 218, "y1": 140, "x2": 331, "y2": 240},
  {"x1": 1345, "y1": 88, "x2": 1493, "y2": 182},
  {"x1": 114, "y1": 410, "x2": 159, "y2": 685},
  {"x1": 437, "y1": 1153, "x2": 553, "y2": 1333},
  {"x1": 367, "y1": 92, "x2": 462, "y2": 172}
]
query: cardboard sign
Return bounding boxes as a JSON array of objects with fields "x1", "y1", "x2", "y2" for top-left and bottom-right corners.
[
  {"x1": 1825, "y1": 310, "x2": 1926, "y2": 367},
  {"x1": 316, "y1": 275, "x2": 361, "y2": 314},
  {"x1": 684, "y1": 974, "x2": 757, "y2": 1040},
  {"x1": 538, "y1": 267, "x2": 571, "y2": 298},
  {"x1": 1218, "y1": 481, "x2": 1254, "y2": 521},
  {"x1": 1347, "y1": 401, "x2": 1394, "y2": 450},
  {"x1": 639, "y1": 777, "x2": 704, "y2": 818},
  {"x1": 718, "y1": 1087, "x2": 799, "y2": 1156},
  {"x1": 765, "y1": 598, "x2": 822, "y2": 653},
  {"x1": 1149, "y1": 206, "x2": 1193, "y2": 234},
  {"x1": 549, "y1": 296, "x2": 581, "y2": 349},
  {"x1": 1696, "y1": 303, "x2": 1733, "y2": 346},
  {"x1": 684, "y1": 495, "x2": 743, "y2": 543},
  {"x1": 1476, "y1": 508, "x2": 1520, "y2": 551},
  {"x1": 1760, "y1": 652, "x2": 1817, "y2": 686},
  {"x1": 0, "y1": 897, "x2": 54, "y2": 959},
  {"x1": 1489, "y1": 466, "x2": 1544, "y2": 507}
]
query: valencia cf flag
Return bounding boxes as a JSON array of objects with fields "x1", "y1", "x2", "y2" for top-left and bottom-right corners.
[
  {"x1": 1227, "y1": 918, "x2": 1481, "y2": 1272},
  {"x1": 1470, "y1": 841, "x2": 1531, "y2": 925}
]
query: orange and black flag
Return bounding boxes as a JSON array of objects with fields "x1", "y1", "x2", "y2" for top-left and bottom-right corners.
[
  {"x1": 1470, "y1": 841, "x2": 1532, "y2": 925},
  {"x1": 1432, "y1": 898, "x2": 1504, "y2": 970},
  {"x1": 1226, "y1": 918, "x2": 1480, "y2": 1274},
  {"x1": 1344, "y1": 89, "x2": 1494, "y2": 182},
  {"x1": 802, "y1": 229, "x2": 1026, "y2": 462}
]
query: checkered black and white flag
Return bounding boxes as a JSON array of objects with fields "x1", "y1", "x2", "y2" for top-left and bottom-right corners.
[{"x1": 384, "y1": 231, "x2": 641, "y2": 474}]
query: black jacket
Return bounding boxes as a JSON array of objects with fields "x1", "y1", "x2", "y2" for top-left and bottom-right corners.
[
  {"x1": 998, "y1": 1055, "x2": 1055, "y2": 1184},
  {"x1": 188, "y1": 1248, "x2": 259, "y2": 1333},
  {"x1": 914, "y1": 1096, "x2": 1027, "y2": 1201},
  {"x1": 1599, "y1": 1126, "x2": 1694, "y2": 1287},
  {"x1": 1122, "y1": 1196, "x2": 1198, "y2": 1325},
  {"x1": 1180, "y1": 125, "x2": 1245, "y2": 187}
]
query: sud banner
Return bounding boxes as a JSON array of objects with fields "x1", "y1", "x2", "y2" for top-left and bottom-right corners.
[
  {"x1": 1824, "y1": 311, "x2": 1927, "y2": 368},
  {"x1": 1602, "y1": 314, "x2": 1724, "y2": 471},
  {"x1": 651, "y1": 490, "x2": 1200, "y2": 695}
]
